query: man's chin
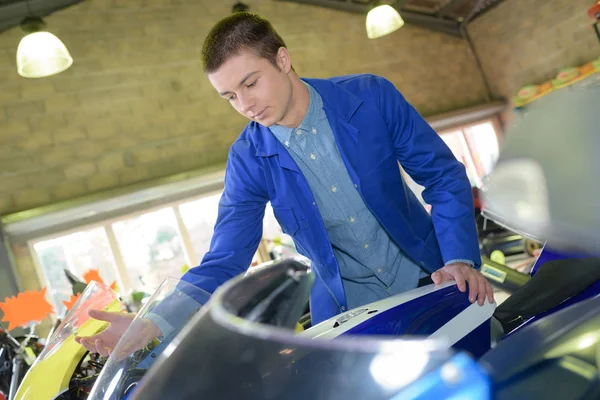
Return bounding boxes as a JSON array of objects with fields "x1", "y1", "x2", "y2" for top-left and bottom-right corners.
[{"x1": 255, "y1": 118, "x2": 274, "y2": 127}]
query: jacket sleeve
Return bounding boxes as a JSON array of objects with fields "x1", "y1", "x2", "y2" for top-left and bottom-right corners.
[
  {"x1": 373, "y1": 76, "x2": 481, "y2": 267},
  {"x1": 180, "y1": 141, "x2": 269, "y2": 292}
]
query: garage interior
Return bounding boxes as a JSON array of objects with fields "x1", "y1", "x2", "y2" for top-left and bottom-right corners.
[{"x1": 0, "y1": 0, "x2": 599, "y2": 398}]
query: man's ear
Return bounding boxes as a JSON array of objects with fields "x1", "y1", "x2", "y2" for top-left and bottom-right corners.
[{"x1": 276, "y1": 47, "x2": 292, "y2": 74}]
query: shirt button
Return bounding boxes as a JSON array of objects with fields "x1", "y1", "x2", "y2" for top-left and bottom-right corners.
[
  {"x1": 354, "y1": 184, "x2": 358, "y2": 188},
  {"x1": 312, "y1": 202, "x2": 316, "y2": 206},
  {"x1": 296, "y1": 129, "x2": 301, "y2": 135},
  {"x1": 310, "y1": 153, "x2": 316, "y2": 160},
  {"x1": 284, "y1": 141, "x2": 289, "y2": 147},
  {"x1": 312, "y1": 128, "x2": 317, "y2": 134},
  {"x1": 364, "y1": 243, "x2": 369, "y2": 249},
  {"x1": 350, "y1": 217, "x2": 355, "y2": 223},
  {"x1": 331, "y1": 186, "x2": 337, "y2": 193},
  {"x1": 377, "y1": 268, "x2": 383, "y2": 273}
]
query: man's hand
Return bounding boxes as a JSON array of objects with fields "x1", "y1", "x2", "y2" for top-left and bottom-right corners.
[
  {"x1": 74, "y1": 310, "x2": 161, "y2": 359},
  {"x1": 431, "y1": 262, "x2": 494, "y2": 306}
]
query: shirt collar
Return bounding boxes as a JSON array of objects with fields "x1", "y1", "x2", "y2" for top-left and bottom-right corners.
[{"x1": 270, "y1": 81, "x2": 323, "y2": 145}]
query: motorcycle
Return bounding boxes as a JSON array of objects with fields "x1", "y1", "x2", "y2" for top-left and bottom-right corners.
[
  {"x1": 75, "y1": 242, "x2": 597, "y2": 400},
  {"x1": 80, "y1": 258, "x2": 494, "y2": 399},
  {"x1": 13, "y1": 281, "x2": 124, "y2": 400},
  {"x1": 0, "y1": 323, "x2": 45, "y2": 400},
  {"x1": 81, "y1": 254, "x2": 600, "y2": 400}
]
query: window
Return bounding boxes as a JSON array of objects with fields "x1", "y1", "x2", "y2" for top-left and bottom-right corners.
[
  {"x1": 33, "y1": 227, "x2": 121, "y2": 314},
  {"x1": 401, "y1": 118, "x2": 502, "y2": 210},
  {"x1": 178, "y1": 193, "x2": 221, "y2": 264},
  {"x1": 112, "y1": 207, "x2": 188, "y2": 293},
  {"x1": 29, "y1": 192, "x2": 301, "y2": 304},
  {"x1": 463, "y1": 121, "x2": 500, "y2": 179}
]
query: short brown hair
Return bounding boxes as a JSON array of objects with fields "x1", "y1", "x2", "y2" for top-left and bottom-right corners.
[{"x1": 201, "y1": 12, "x2": 289, "y2": 74}]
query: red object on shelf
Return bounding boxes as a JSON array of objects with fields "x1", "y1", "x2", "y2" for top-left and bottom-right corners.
[{"x1": 589, "y1": 2, "x2": 600, "y2": 20}]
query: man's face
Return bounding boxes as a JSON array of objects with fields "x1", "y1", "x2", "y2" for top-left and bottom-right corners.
[{"x1": 207, "y1": 49, "x2": 293, "y2": 127}]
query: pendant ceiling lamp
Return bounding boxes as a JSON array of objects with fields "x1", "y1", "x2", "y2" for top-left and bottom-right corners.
[
  {"x1": 366, "y1": 4, "x2": 405, "y2": 39},
  {"x1": 16, "y1": 10, "x2": 73, "y2": 79}
]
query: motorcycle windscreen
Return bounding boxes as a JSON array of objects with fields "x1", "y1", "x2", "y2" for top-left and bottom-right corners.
[
  {"x1": 87, "y1": 277, "x2": 210, "y2": 400},
  {"x1": 484, "y1": 75, "x2": 600, "y2": 254},
  {"x1": 124, "y1": 260, "x2": 491, "y2": 400},
  {"x1": 34, "y1": 281, "x2": 121, "y2": 364}
]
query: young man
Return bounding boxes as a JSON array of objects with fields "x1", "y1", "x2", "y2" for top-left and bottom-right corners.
[
  {"x1": 191, "y1": 12, "x2": 493, "y2": 320},
  {"x1": 76, "y1": 12, "x2": 493, "y2": 356}
]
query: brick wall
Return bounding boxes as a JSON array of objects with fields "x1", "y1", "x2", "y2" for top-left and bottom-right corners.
[
  {"x1": 0, "y1": 0, "x2": 489, "y2": 216},
  {"x1": 469, "y1": 0, "x2": 600, "y2": 104}
]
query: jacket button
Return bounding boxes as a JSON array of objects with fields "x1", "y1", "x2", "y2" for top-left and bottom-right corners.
[{"x1": 340, "y1": 306, "x2": 346, "y2": 311}]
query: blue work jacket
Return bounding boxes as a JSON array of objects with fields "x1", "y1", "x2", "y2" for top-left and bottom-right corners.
[{"x1": 182, "y1": 74, "x2": 481, "y2": 324}]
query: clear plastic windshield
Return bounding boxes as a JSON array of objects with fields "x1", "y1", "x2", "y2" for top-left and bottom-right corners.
[
  {"x1": 87, "y1": 277, "x2": 210, "y2": 400},
  {"x1": 36, "y1": 281, "x2": 121, "y2": 363},
  {"x1": 121, "y1": 259, "x2": 492, "y2": 400}
]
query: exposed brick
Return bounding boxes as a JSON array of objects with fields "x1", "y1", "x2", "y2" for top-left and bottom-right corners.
[
  {"x1": 118, "y1": 165, "x2": 150, "y2": 185},
  {"x1": 39, "y1": 146, "x2": 75, "y2": 167},
  {"x1": 63, "y1": 161, "x2": 97, "y2": 179},
  {"x1": 0, "y1": 194, "x2": 14, "y2": 214},
  {"x1": 44, "y1": 94, "x2": 81, "y2": 113},
  {"x1": 131, "y1": 147, "x2": 162, "y2": 164},
  {"x1": 53, "y1": 128, "x2": 87, "y2": 144},
  {"x1": 51, "y1": 180, "x2": 88, "y2": 200},
  {"x1": 86, "y1": 172, "x2": 119, "y2": 192},
  {"x1": 5, "y1": 101, "x2": 45, "y2": 118},
  {"x1": 13, "y1": 187, "x2": 51, "y2": 209},
  {"x1": 16, "y1": 132, "x2": 54, "y2": 150},
  {"x1": 96, "y1": 152, "x2": 125, "y2": 172},
  {"x1": 1, "y1": 155, "x2": 35, "y2": 174},
  {"x1": 147, "y1": 109, "x2": 179, "y2": 126},
  {"x1": 1, "y1": 174, "x2": 30, "y2": 193},
  {"x1": 30, "y1": 113, "x2": 67, "y2": 132},
  {"x1": 25, "y1": 167, "x2": 67, "y2": 188},
  {"x1": 20, "y1": 82, "x2": 56, "y2": 99},
  {"x1": 469, "y1": 0, "x2": 600, "y2": 101},
  {"x1": 73, "y1": 141, "x2": 110, "y2": 159},
  {"x1": 79, "y1": 87, "x2": 142, "y2": 109},
  {"x1": 0, "y1": 0, "x2": 518, "y2": 219},
  {"x1": 86, "y1": 122, "x2": 120, "y2": 139}
]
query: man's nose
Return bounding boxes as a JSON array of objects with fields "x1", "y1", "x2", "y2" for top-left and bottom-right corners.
[{"x1": 238, "y1": 94, "x2": 255, "y2": 114}]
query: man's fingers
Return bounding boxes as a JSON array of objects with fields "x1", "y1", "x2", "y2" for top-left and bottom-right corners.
[
  {"x1": 453, "y1": 270, "x2": 467, "y2": 293},
  {"x1": 486, "y1": 280, "x2": 495, "y2": 304},
  {"x1": 88, "y1": 309, "x2": 126, "y2": 322},
  {"x1": 80, "y1": 337, "x2": 99, "y2": 354},
  {"x1": 466, "y1": 270, "x2": 478, "y2": 303},
  {"x1": 477, "y1": 274, "x2": 487, "y2": 306},
  {"x1": 96, "y1": 339, "x2": 110, "y2": 358}
]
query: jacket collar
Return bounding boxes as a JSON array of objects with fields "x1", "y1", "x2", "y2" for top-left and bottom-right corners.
[{"x1": 254, "y1": 77, "x2": 363, "y2": 157}]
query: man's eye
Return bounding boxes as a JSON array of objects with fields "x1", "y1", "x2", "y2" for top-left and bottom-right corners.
[
  {"x1": 227, "y1": 95, "x2": 236, "y2": 101},
  {"x1": 247, "y1": 80, "x2": 257, "y2": 88}
]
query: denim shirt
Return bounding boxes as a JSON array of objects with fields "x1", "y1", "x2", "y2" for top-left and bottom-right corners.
[{"x1": 270, "y1": 82, "x2": 430, "y2": 309}]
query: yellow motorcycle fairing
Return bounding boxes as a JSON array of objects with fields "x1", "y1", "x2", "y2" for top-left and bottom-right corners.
[{"x1": 15, "y1": 299, "x2": 122, "y2": 400}]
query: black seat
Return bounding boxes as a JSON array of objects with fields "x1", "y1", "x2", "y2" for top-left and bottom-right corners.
[{"x1": 494, "y1": 257, "x2": 600, "y2": 333}]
